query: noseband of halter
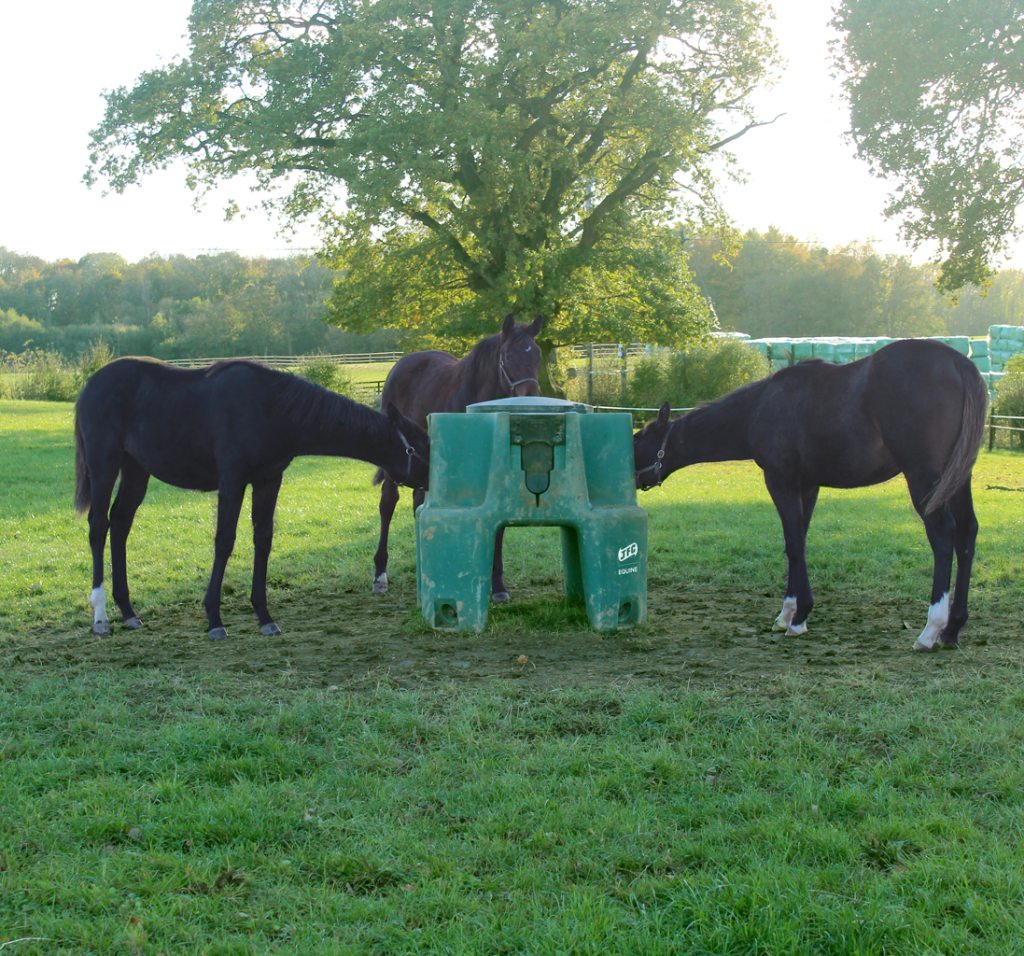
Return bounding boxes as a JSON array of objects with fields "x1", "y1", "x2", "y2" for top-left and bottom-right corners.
[
  {"x1": 500, "y1": 351, "x2": 539, "y2": 395},
  {"x1": 635, "y1": 428, "x2": 671, "y2": 489},
  {"x1": 394, "y1": 427, "x2": 429, "y2": 489}
]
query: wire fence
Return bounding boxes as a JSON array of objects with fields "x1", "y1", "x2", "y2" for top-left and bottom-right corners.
[{"x1": 161, "y1": 351, "x2": 404, "y2": 369}]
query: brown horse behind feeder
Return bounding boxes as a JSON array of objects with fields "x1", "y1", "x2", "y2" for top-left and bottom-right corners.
[
  {"x1": 633, "y1": 338, "x2": 986, "y2": 651},
  {"x1": 372, "y1": 313, "x2": 544, "y2": 600}
]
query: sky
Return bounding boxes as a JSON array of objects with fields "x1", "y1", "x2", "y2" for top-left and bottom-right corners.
[{"x1": 2, "y1": 0, "x2": 1018, "y2": 268}]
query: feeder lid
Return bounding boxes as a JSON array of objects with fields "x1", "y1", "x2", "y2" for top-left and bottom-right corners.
[{"x1": 467, "y1": 396, "x2": 591, "y2": 414}]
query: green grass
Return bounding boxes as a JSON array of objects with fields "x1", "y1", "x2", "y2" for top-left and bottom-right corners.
[
  {"x1": 4, "y1": 671, "x2": 1024, "y2": 954},
  {"x1": 4, "y1": 400, "x2": 1024, "y2": 954}
]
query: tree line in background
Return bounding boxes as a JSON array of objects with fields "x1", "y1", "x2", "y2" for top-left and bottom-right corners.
[
  {"x1": 0, "y1": 247, "x2": 399, "y2": 360},
  {"x1": 2, "y1": 236, "x2": 1021, "y2": 365},
  {"x1": 686, "y1": 228, "x2": 1024, "y2": 340}
]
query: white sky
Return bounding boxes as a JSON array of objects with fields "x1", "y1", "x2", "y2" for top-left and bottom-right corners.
[{"x1": 2, "y1": 0, "x2": 1020, "y2": 269}]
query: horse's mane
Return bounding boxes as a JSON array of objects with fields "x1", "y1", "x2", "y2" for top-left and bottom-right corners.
[
  {"x1": 279, "y1": 373, "x2": 390, "y2": 440},
  {"x1": 458, "y1": 332, "x2": 501, "y2": 373},
  {"x1": 207, "y1": 361, "x2": 390, "y2": 440}
]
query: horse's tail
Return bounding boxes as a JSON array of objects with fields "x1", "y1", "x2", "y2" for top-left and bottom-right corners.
[
  {"x1": 925, "y1": 360, "x2": 988, "y2": 514},
  {"x1": 74, "y1": 412, "x2": 91, "y2": 514},
  {"x1": 372, "y1": 467, "x2": 386, "y2": 487}
]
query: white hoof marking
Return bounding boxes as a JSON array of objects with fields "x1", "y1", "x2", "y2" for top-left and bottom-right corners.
[
  {"x1": 773, "y1": 596, "x2": 797, "y2": 632},
  {"x1": 373, "y1": 572, "x2": 389, "y2": 594},
  {"x1": 90, "y1": 585, "x2": 108, "y2": 630},
  {"x1": 787, "y1": 621, "x2": 807, "y2": 636},
  {"x1": 914, "y1": 593, "x2": 949, "y2": 651}
]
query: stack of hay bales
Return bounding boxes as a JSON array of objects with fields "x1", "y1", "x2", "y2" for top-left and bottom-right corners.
[
  {"x1": 739, "y1": 331, "x2": 1016, "y2": 391},
  {"x1": 988, "y1": 326, "x2": 1024, "y2": 372}
]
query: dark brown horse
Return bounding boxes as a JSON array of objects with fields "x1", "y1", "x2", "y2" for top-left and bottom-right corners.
[
  {"x1": 75, "y1": 357, "x2": 430, "y2": 640},
  {"x1": 373, "y1": 313, "x2": 544, "y2": 599},
  {"x1": 633, "y1": 339, "x2": 986, "y2": 650}
]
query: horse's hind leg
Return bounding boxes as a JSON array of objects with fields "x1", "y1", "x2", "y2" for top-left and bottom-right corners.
[
  {"x1": 373, "y1": 477, "x2": 400, "y2": 593},
  {"x1": 85, "y1": 462, "x2": 120, "y2": 636},
  {"x1": 250, "y1": 473, "x2": 283, "y2": 636},
  {"x1": 108, "y1": 455, "x2": 150, "y2": 630},
  {"x1": 204, "y1": 484, "x2": 246, "y2": 640},
  {"x1": 906, "y1": 472, "x2": 957, "y2": 651},
  {"x1": 939, "y1": 482, "x2": 978, "y2": 647}
]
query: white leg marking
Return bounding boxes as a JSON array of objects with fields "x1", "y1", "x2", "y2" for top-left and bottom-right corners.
[
  {"x1": 773, "y1": 596, "x2": 797, "y2": 632},
  {"x1": 373, "y1": 572, "x2": 389, "y2": 594},
  {"x1": 91, "y1": 585, "x2": 108, "y2": 627},
  {"x1": 914, "y1": 593, "x2": 949, "y2": 652}
]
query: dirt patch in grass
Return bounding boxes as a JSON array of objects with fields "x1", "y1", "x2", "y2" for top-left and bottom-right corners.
[{"x1": 6, "y1": 584, "x2": 1023, "y2": 692}]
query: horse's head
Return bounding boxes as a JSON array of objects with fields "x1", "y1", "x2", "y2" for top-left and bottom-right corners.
[
  {"x1": 499, "y1": 313, "x2": 544, "y2": 397},
  {"x1": 386, "y1": 403, "x2": 431, "y2": 491},
  {"x1": 634, "y1": 401, "x2": 674, "y2": 490}
]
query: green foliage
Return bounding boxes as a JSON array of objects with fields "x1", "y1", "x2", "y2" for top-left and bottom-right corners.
[
  {"x1": 832, "y1": 0, "x2": 1024, "y2": 293},
  {"x1": 993, "y1": 353, "x2": 1024, "y2": 448},
  {"x1": 686, "y1": 227, "x2": 968, "y2": 338},
  {"x1": 0, "y1": 350, "x2": 81, "y2": 401},
  {"x1": 0, "y1": 306, "x2": 45, "y2": 352},
  {"x1": 629, "y1": 339, "x2": 769, "y2": 409},
  {"x1": 0, "y1": 247, "x2": 382, "y2": 361},
  {"x1": 77, "y1": 340, "x2": 114, "y2": 381},
  {"x1": 86, "y1": 0, "x2": 783, "y2": 378},
  {"x1": 294, "y1": 353, "x2": 354, "y2": 397}
]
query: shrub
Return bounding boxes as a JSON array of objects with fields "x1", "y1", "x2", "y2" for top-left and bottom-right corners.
[
  {"x1": 78, "y1": 340, "x2": 114, "y2": 383},
  {"x1": 994, "y1": 354, "x2": 1024, "y2": 448},
  {"x1": 295, "y1": 353, "x2": 354, "y2": 396},
  {"x1": 0, "y1": 349, "x2": 80, "y2": 402},
  {"x1": 629, "y1": 339, "x2": 769, "y2": 410}
]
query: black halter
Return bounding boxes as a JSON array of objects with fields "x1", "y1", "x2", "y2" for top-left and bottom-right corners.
[
  {"x1": 500, "y1": 351, "x2": 539, "y2": 395},
  {"x1": 395, "y1": 428, "x2": 430, "y2": 489},
  {"x1": 635, "y1": 428, "x2": 671, "y2": 489}
]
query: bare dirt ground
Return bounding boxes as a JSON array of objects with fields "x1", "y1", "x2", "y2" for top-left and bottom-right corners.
[{"x1": 5, "y1": 585, "x2": 1023, "y2": 692}]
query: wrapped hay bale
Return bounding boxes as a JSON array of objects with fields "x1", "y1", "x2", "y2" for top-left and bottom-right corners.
[
  {"x1": 812, "y1": 341, "x2": 836, "y2": 361},
  {"x1": 970, "y1": 338, "x2": 989, "y2": 357},
  {"x1": 972, "y1": 355, "x2": 991, "y2": 373},
  {"x1": 792, "y1": 340, "x2": 814, "y2": 361}
]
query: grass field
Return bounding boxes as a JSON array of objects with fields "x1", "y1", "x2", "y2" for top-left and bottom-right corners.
[{"x1": 3, "y1": 399, "x2": 1024, "y2": 955}]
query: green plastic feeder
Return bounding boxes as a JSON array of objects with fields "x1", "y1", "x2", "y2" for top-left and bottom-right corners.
[{"x1": 416, "y1": 396, "x2": 648, "y2": 633}]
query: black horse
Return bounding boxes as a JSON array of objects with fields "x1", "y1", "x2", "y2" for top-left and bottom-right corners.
[
  {"x1": 75, "y1": 357, "x2": 430, "y2": 640},
  {"x1": 372, "y1": 313, "x2": 544, "y2": 599},
  {"x1": 633, "y1": 339, "x2": 986, "y2": 651}
]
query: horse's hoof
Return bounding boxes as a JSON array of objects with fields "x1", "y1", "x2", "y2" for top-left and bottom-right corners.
[
  {"x1": 786, "y1": 622, "x2": 807, "y2": 636},
  {"x1": 913, "y1": 639, "x2": 935, "y2": 652},
  {"x1": 261, "y1": 623, "x2": 281, "y2": 636},
  {"x1": 123, "y1": 617, "x2": 142, "y2": 630},
  {"x1": 208, "y1": 627, "x2": 228, "y2": 641},
  {"x1": 93, "y1": 622, "x2": 110, "y2": 636},
  {"x1": 373, "y1": 574, "x2": 389, "y2": 594},
  {"x1": 492, "y1": 591, "x2": 510, "y2": 604}
]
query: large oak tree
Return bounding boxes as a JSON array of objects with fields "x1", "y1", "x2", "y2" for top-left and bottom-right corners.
[
  {"x1": 832, "y1": 0, "x2": 1024, "y2": 293},
  {"x1": 88, "y1": 0, "x2": 777, "y2": 387}
]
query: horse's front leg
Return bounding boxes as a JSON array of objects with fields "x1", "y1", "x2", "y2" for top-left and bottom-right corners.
[
  {"x1": 765, "y1": 476, "x2": 816, "y2": 636},
  {"x1": 372, "y1": 477, "x2": 400, "y2": 593},
  {"x1": 108, "y1": 456, "x2": 150, "y2": 630},
  {"x1": 204, "y1": 484, "x2": 246, "y2": 640},
  {"x1": 250, "y1": 473, "x2": 284, "y2": 636}
]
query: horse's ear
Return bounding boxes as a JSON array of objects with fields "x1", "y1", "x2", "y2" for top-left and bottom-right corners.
[
  {"x1": 658, "y1": 401, "x2": 671, "y2": 425},
  {"x1": 528, "y1": 314, "x2": 544, "y2": 337},
  {"x1": 501, "y1": 313, "x2": 515, "y2": 339}
]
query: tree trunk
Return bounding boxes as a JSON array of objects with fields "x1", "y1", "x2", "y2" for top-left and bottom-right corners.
[{"x1": 538, "y1": 340, "x2": 567, "y2": 399}]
